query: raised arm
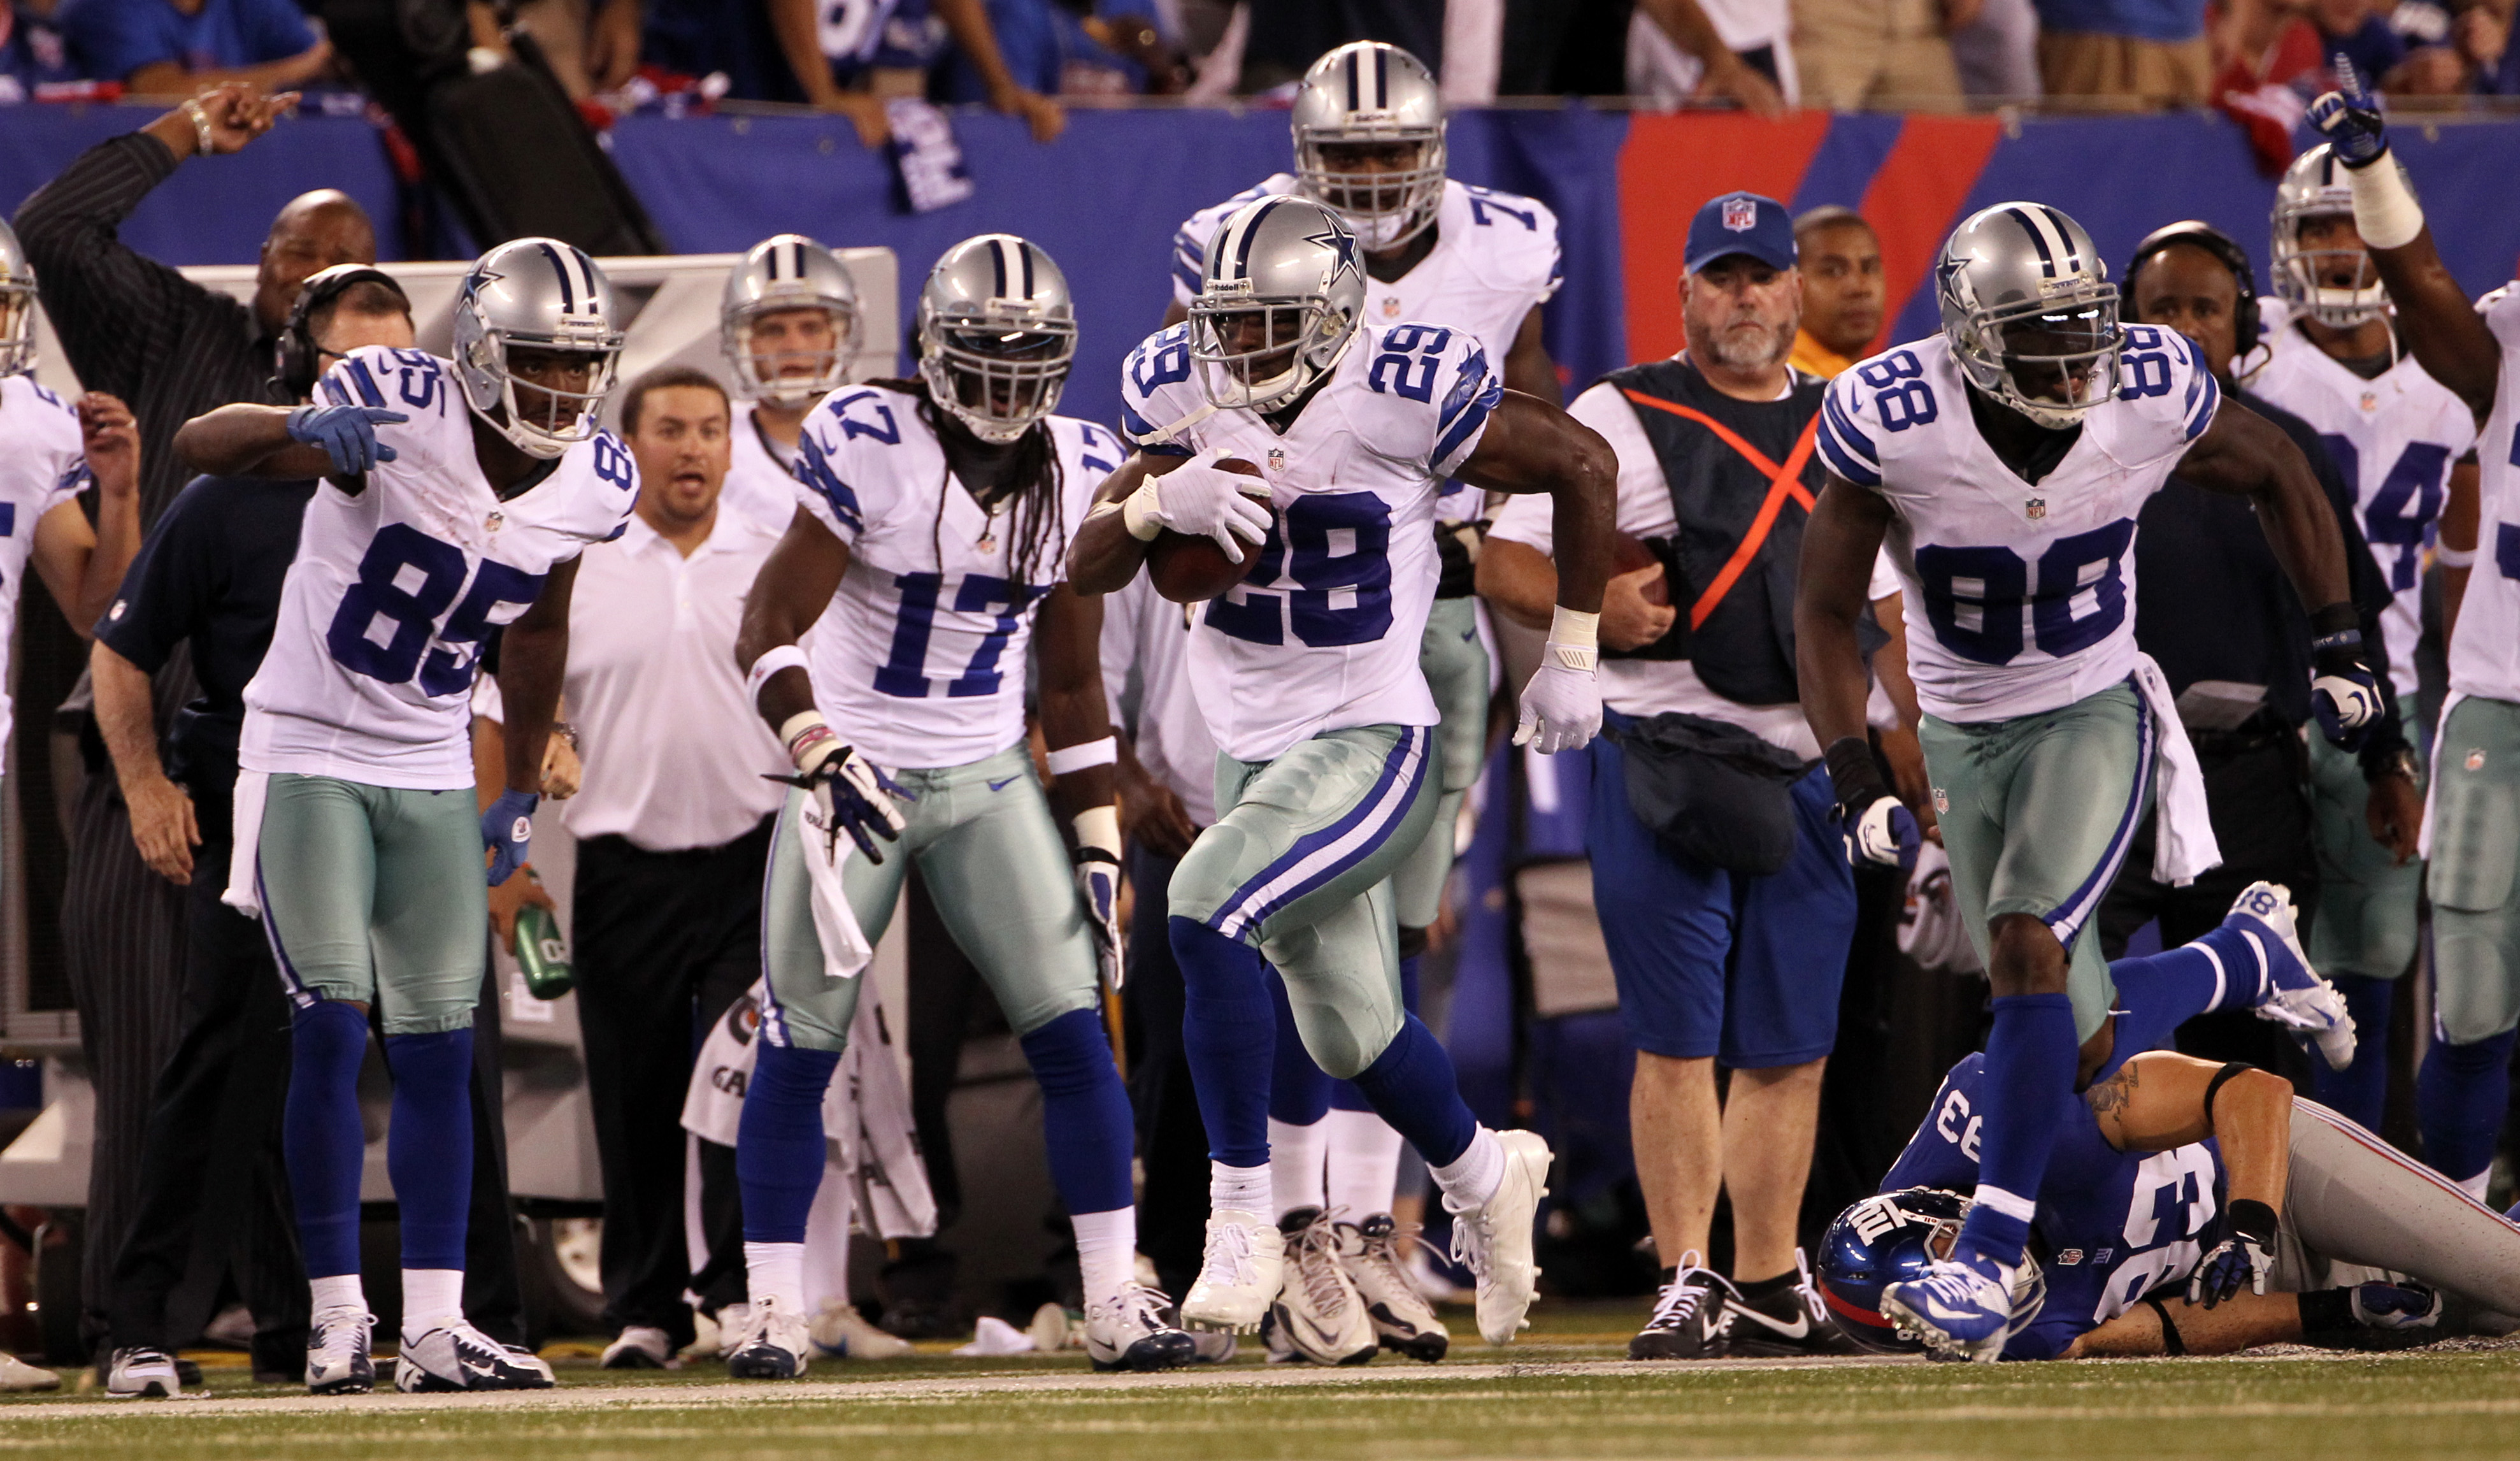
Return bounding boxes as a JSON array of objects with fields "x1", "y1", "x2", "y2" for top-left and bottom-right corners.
[{"x1": 175, "y1": 401, "x2": 401, "y2": 484}]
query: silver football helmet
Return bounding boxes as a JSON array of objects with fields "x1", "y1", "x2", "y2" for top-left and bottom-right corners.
[
  {"x1": 917, "y1": 234, "x2": 1075, "y2": 444},
  {"x1": 0, "y1": 219, "x2": 36, "y2": 378},
  {"x1": 1937, "y1": 203, "x2": 2122, "y2": 430},
  {"x1": 1291, "y1": 41, "x2": 1446, "y2": 252},
  {"x1": 1188, "y1": 195, "x2": 1366, "y2": 414},
  {"x1": 722, "y1": 233, "x2": 861, "y2": 408},
  {"x1": 2272, "y1": 144, "x2": 2405, "y2": 329},
  {"x1": 452, "y1": 238, "x2": 625, "y2": 459}
]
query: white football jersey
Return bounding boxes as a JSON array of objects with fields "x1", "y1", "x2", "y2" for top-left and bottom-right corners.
[
  {"x1": 2451, "y1": 286, "x2": 2520, "y2": 703},
  {"x1": 2248, "y1": 299, "x2": 2475, "y2": 698},
  {"x1": 240, "y1": 346, "x2": 640, "y2": 790},
  {"x1": 1119, "y1": 319, "x2": 1504, "y2": 762},
  {"x1": 1819, "y1": 327, "x2": 2217, "y2": 724},
  {"x1": 789, "y1": 383, "x2": 1119, "y2": 769},
  {"x1": 0, "y1": 377, "x2": 86, "y2": 748},
  {"x1": 1173, "y1": 176, "x2": 1558, "y2": 526},
  {"x1": 726, "y1": 401, "x2": 808, "y2": 532}
]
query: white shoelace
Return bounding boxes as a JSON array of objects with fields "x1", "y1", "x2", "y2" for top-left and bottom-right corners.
[
  {"x1": 1200, "y1": 1221, "x2": 1257, "y2": 1286},
  {"x1": 1091, "y1": 1282, "x2": 1170, "y2": 1332},
  {"x1": 1644, "y1": 1270, "x2": 1721, "y2": 1333},
  {"x1": 1288, "y1": 1221, "x2": 1351, "y2": 1315}
]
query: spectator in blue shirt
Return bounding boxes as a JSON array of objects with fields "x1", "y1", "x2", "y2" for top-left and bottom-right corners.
[
  {"x1": 0, "y1": 0, "x2": 82, "y2": 94},
  {"x1": 58, "y1": 0, "x2": 330, "y2": 94}
]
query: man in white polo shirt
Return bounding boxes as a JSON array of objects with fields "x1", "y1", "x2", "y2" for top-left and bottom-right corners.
[{"x1": 486, "y1": 364, "x2": 789, "y2": 1369}]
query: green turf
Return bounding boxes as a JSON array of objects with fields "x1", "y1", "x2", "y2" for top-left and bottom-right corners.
[{"x1": 5, "y1": 1337, "x2": 2519, "y2": 1460}]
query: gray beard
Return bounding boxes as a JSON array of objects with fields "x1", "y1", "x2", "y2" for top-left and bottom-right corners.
[{"x1": 1704, "y1": 320, "x2": 1793, "y2": 371}]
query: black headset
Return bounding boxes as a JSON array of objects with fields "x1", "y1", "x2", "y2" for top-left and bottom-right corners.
[
  {"x1": 274, "y1": 263, "x2": 410, "y2": 400},
  {"x1": 2124, "y1": 220, "x2": 2261, "y2": 358}
]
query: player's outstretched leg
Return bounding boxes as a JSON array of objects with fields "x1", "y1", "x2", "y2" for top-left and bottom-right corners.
[
  {"x1": 729, "y1": 1039, "x2": 838, "y2": 1378},
  {"x1": 2101, "y1": 882, "x2": 2355, "y2": 1070},
  {"x1": 285, "y1": 998, "x2": 377, "y2": 1395}
]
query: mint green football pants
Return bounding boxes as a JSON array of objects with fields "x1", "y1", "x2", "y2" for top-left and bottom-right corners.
[{"x1": 1391, "y1": 596, "x2": 1491, "y2": 933}]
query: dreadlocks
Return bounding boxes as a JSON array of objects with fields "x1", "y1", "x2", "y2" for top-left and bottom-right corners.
[{"x1": 872, "y1": 375, "x2": 1070, "y2": 591}]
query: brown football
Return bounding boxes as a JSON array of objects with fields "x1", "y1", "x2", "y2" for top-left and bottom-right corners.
[
  {"x1": 1147, "y1": 457, "x2": 1273, "y2": 604},
  {"x1": 1612, "y1": 531, "x2": 1669, "y2": 607}
]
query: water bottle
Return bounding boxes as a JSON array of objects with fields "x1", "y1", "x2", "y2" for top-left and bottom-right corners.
[{"x1": 515, "y1": 902, "x2": 575, "y2": 1000}]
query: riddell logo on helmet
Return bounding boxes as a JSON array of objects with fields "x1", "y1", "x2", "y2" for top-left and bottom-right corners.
[{"x1": 1722, "y1": 199, "x2": 1758, "y2": 233}]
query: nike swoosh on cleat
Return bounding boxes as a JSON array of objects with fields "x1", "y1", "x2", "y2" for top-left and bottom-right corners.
[
  {"x1": 1922, "y1": 1297, "x2": 1978, "y2": 1321},
  {"x1": 1732, "y1": 1307, "x2": 1808, "y2": 1339},
  {"x1": 987, "y1": 775, "x2": 1020, "y2": 791}
]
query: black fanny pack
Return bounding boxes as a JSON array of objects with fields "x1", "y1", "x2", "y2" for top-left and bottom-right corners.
[{"x1": 1608, "y1": 711, "x2": 1811, "y2": 875}]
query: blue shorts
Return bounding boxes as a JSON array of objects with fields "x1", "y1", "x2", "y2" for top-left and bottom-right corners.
[{"x1": 1584, "y1": 721, "x2": 1856, "y2": 1067}]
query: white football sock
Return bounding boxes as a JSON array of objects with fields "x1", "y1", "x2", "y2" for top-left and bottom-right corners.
[
  {"x1": 1268, "y1": 1117, "x2": 1326, "y2": 1216},
  {"x1": 1210, "y1": 1161, "x2": 1272, "y2": 1216},
  {"x1": 745, "y1": 1241, "x2": 806, "y2": 1313},
  {"x1": 310, "y1": 1273, "x2": 365, "y2": 1315},
  {"x1": 1071, "y1": 1207, "x2": 1137, "y2": 1309},
  {"x1": 1324, "y1": 1108, "x2": 1405, "y2": 1220},
  {"x1": 400, "y1": 1269, "x2": 463, "y2": 1338},
  {"x1": 1431, "y1": 1126, "x2": 1505, "y2": 1213}
]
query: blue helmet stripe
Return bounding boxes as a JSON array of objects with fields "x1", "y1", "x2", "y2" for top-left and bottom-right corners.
[
  {"x1": 538, "y1": 240, "x2": 575, "y2": 313},
  {"x1": 2003, "y1": 206, "x2": 2057, "y2": 279}
]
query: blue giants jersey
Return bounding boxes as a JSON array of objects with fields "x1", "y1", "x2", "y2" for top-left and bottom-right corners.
[{"x1": 1882, "y1": 1054, "x2": 2228, "y2": 1360}]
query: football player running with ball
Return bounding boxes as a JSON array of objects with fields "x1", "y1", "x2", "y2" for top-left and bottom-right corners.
[
  {"x1": 732, "y1": 234, "x2": 1194, "y2": 1379},
  {"x1": 1164, "y1": 42, "x2": 1563, "y2": 1355},
  {"x1": 1796, "y1": 203, "x2": 2373, "y2": 1360},
  {"x1": 1070, "y1": 194, "x2": 1616, "y2": 1346},
  {"x1": 178, "y1": 238, "x2": 637, "y2": 1393},
  {"x1": 2303, "y1": 66, "x2": 2520, "y2": 1200}
]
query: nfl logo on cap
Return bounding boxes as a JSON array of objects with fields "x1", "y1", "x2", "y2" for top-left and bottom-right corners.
[{"x1": 1724, "y1": 198, "x2": 1758, "y2": 233}]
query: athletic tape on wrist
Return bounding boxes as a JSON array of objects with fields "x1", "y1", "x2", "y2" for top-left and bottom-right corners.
[
  {"x1": 778, "y1": 710, "x2": 836, "y2": 772},
  {"x1": 747, "y1": 644, "x2": 810, "y2": 703},
  {"x1": 1072, "y1": 804, "x2": 1122, "y2": 860},
  {"x1": 2437, "y1": 541, "x2": 2478, "y2": 568},
  {"x1": 1544, "y1": 605, "x2": 1600, "y2": 673},
  {"x1": 2347, "y1": 154, "x2": 2424, "y2": 251},
  {"x1": 1120, "y1": 480, "x2": 1163, "y2": 541},
  {"x1": 1045, "y1": 737, "x2": 1117, "y2": 775}
]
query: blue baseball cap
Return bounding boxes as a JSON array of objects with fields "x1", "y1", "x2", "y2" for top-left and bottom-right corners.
[{"x1": 1685, "y1": 191, "x2": 1798, "y2": 275}]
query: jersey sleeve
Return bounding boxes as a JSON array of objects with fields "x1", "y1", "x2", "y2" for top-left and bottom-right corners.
[
  {"x1": 315, "y1": 345, "x2": 454, "y2": 471},
  {"x1": 2477, "y1": 283, "x2": 2520, "y2": 349},
  {"x1": 2114, "y1": 323, "x2": 2221, "y2": 464},
  {"x1": 1170, "y1": 207, "x2": 1220, "y2": 308},
  {"x1": 1459, "y1": 184, "x2": 1565, "y2": 306},
  {"x1": 792, "y1": 387, "x2": 917, "y2": 544},
  {"x1": 1816, "y1": 366, "x2": 1886, "y2": 487},
  {"x1": 564, "y1": 429, "x2": 638, "y2": 547},
  {"x1": 1879, "y1": 1058, "x2": 1984, "y2": 1195},
  {"x1": 1354, "y1": 322, "x2": 1503, "y2": 480},
  {"x1": 1117, "y1": 326, "x2": 1201, "y2": 457}
]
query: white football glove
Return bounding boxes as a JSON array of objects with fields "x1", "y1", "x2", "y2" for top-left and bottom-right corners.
[
  {"x1": 1514, "y1": 612, "x2": 1602, "y2": 756},
  {"x1": 1073, "y1": 805, "x2": 1125, "y2": 990},
  {"x1": 776, "y1": 714, "x2": 906, "y2": 864},
  {"x1": 1122, "y1": 449, "x2": 1273, "y2": 562}
]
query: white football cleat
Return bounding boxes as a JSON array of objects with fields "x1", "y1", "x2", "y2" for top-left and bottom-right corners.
[
  {"x1": 103, "y1": 1346, "x2": 178, "y2": 1399},
  {"x1": 812, "y1": 1300, "x2": 913, "y2": 1360},
  {"x1": 726, "y1": 1295, "x2": 812, "y2": 1379},
  {"x1": 1341, "y1": 1214, "x2": 1449, "y2": 1362},
  {"x1": 710, "y1": 1302, "x2": 749, "y2": 1359},
  {"x1": 1180, "y1": 1209, "x2": 1283, "y2": 1333},
  {"x1": 1447, "y1": 1129, "x2": 1552, "y2": 1346},
  {"x1": 1271, "y1": 1207, "x2": 1377, "y2": 1365},
  {"x1": 1082, "y1": 1282, "x2": 1198, "y2": 1372},
  {"x1": 393, "y1": 1321, "x2": 552, "y2": 1391},
  {"x1": 2225, "y1": 881, "x2": 2356, "y2": 1070},
  {"x1": 0, "y1": 1353, "x2": 59, "y2": 1392},
  {"x1": 600, "y1": 1325, "x2": 675, "y2": 1369},
  {"x1": 305, "y1": 1306, "x2": 376, "y2": 1395}
]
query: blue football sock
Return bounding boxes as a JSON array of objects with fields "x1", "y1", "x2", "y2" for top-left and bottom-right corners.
[
  {"x1": 2099, "y1": 926, "x2": 2263, "y2": 1069},
  {"x1": 1269, "y1": 970, "x2": 1335, "y2": 1125},
  {"x1": 737, "y1": 1039, "x2": 840, "y2": 1244},
  {"x1": 1018, "y1": 1008, "x2": 1137, "y2": 1216},
  {"x1": 382, "y1": 1028, "x2": 476, "y2": 1272},
  {"x1": 1331, "y1": 954, "x2": 1423, "y2": 1114},
  {"x1": 1956, "y1": 992, "x2": 2076, "y2": 1265},
  {"x1": 2417, "y1": 1028, "x2": 2517, "y2": 1186},
  {"x1": 1172, "y1": 915, "x2": 1275, "y2": 1169},
  {"x1": 1348, "y1": 1014, "x2": 1475, "y2": 1169},
  {"x1": 283, "y1": 1000, "x2": 372, "y2": 1280},
  {"x1": 2309, "y1": 974, "x2": 2394, "y2": 1130}
]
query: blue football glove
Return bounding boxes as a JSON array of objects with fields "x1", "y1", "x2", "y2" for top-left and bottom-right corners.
[
  {"x1": 2308, "y1": 58, "x2": 2389, "y2": 168},
  {"x1": 2311, "y1": 629, "x2": 2384, "y2": 751},
  {"x1": 1846, "y1": 795, "x2": 1921, "y2": 874},
  {"x1": 1075, "y1": 847, "x2": 1125, "y2": 988},
  {"x1": 286, "y1": 403, "x2": 406, "y2": 475},
  {"x1": 769, "y1": 737, "x2": 906, "y2": 865},
  {"x1": 480, "y1": 788, "x2": 538, "y2": 888},
  {"x1": 2188, "y1": 1198, "x2": 2278, "y2": 1308}
]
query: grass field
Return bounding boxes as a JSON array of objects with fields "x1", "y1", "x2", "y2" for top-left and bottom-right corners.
[{"x1": 6, "y1": 1303, "x2": 2518, "y2": 1460}]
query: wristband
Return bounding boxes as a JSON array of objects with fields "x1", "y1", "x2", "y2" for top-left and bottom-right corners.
[
  {"x1": 1823, "y1": 735, "x2": 1890, "y2": 809},
  {"x1": 2437, "y1": 541, "x2": 2478, "y2": 568},
  {"x1": 2310, "y1": 628, "x2": 2363, "y2": 656},
  {"x1": 182, "y1": 97, "x2": 215, "y2": 155},
  {"x1": 1045, "y1": 736, "x2": 1117, "y2": 775},
  {"x1": 2346, "y1": 153, "x2": 2424, "y2": 251},
  {"x1": 747, "y1": 644, "x2": 810, "y2": 703},
  {"x1": 1120, "y1": 479, "x2": 1164, "y2": 541},
  {"x1": 2226, "y1": 1197, "x2": 2280, "y2": 1246},
  {"x1": 2309, "y1": 601, "x2": 2363, "y2": 639},
  {"x1": 779, "y1": 710, "x2": 838, "y2": 772},
  {"x1": 1072, "y1": 804, "x2": 1122, "y2": 861}
]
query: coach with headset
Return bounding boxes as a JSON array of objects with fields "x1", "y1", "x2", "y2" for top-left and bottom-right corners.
[{"x1": 2096, "y1": 221, "x2": 2410, "y2": 1074}]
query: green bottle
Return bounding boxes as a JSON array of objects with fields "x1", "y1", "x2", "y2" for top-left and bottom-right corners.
[{"x1": 515, "y1": 903, "x2": 575, "y2": 1000}]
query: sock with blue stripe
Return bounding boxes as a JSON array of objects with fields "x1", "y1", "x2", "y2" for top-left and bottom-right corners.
[
  {"x1": 382, "y1": 1028, "x2": 475, "y2": 1273},
  {"x1": 1172, "y1": 915, "x2": 1274, "y2": 1169},
  {"x1": 2309, "y1": 974, "x2": 2394, "y2": 1130},
  {"x1": 2100, "y1": 925, "x2": 2265, "y2": 1066},
  {"x1": 1348, "y1": 1014, "x2": 1475, "y2": 1169},
  {"x1": 1017, "y1": 1007, "x2": 1138, "y2": 1217},
  {"x1": 2418, "y1": 1028, "x2": 2516, "y2": 1191},
  {"x1": 1956, "y1": 992, "x2": 2076, "y2": 1265},
  {"x1": 737, "y1": 1039, "x2": 840, "y2": 1244},
  {"x1": 283, "y1": 999, "x2": 372, "y2": 1281}
]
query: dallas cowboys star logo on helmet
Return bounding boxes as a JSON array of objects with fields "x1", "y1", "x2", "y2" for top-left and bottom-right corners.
[{"x1": 1308, "y1": 227, "x2": 1361, "y2": 285}]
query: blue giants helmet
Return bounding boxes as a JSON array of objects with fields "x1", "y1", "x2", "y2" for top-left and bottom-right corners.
[{"x1": 1814, "y1": 1188, "x2": 1992, "y2": 1354}]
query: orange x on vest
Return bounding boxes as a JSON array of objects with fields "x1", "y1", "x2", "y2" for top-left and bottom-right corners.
[{"x1": 1619, "y1": 389, "x2": 1822, "y2": 631}]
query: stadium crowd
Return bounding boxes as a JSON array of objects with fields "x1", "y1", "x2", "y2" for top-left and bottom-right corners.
[{"x1": 1, "y1": 3, "x2": 2519, "y2": 1403}]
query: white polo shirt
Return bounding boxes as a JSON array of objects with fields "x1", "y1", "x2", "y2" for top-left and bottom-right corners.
[{"x1": 538, "y1": 501, "x2": 788, "y2": 851}]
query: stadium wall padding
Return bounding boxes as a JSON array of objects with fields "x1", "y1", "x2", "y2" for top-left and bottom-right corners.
[{"x1": 5, "y1": 103, "x2": 2520, "y2": 429}]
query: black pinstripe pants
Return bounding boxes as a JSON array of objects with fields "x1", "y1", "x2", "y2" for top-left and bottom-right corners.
[{"x1": 60, "y1": 767, "x2": 189, "y2": 1357}]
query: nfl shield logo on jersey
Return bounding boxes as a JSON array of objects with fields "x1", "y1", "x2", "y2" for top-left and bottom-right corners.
[
  {"x1": 2026, "y1": 498, "x2": 2046, "y2": 520},
  {"x1": 1380, "y1": 296, "x2": 1402, "y2": 319},
  {"x1": 1267, "y1": 447, "x2": 1286, "y2": 473},
  {"x1": 1722, "y1": 198, "x2": 1758, "y2": 233}
]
